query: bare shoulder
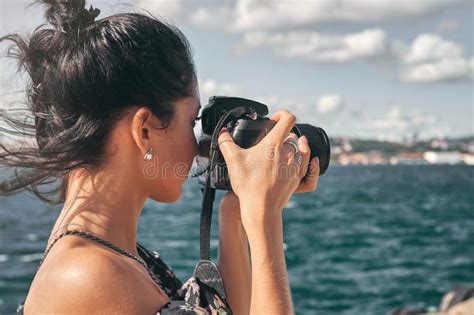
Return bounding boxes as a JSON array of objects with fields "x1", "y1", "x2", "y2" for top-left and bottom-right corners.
[{"x1": 24, "y1": 236, "x2": 169, "y2": 315}]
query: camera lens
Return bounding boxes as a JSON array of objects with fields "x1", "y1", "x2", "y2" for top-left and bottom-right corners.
[{"x1": 292, "y1": 124, "x2": 330, "y2": 175}]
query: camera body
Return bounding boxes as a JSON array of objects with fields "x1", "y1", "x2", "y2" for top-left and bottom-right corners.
[{"x1": 196, "y1": 96, "x2": 330, "y2": 190}]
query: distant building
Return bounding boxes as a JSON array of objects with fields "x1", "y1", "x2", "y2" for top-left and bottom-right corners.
[
  {"x1": 337, "y1": 152, "x2": 386, "y2": 165},
  {"x1": 331, "y1": 145, "x2": 343, "y2": 155},
  {"x1": 391, "y1": 152, "x2": 425, "y2": 165},
  {"x1": 464, "y1": 142, "x2": 474, "y2": 154},
  {"x1": 340, "y1": 138, "x2": 353, "y2": 152},
  {"x1": 423, "y1": 151, "x2": 462, "y2": 164},
  {"x1": 461, "y1": 153, "x2": 474, "y2": 165},
  {"x1": 430, "y1": 139, "x2": 449, "y2": 150}
]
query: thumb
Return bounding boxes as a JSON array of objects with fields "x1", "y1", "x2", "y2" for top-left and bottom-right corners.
[{"x1": 218, "y1": 128, "x2": 240, "y2": 162}]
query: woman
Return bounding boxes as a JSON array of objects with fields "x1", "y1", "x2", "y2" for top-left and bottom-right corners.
[{"x1": 0, "y1": 1, "x2": 320, "y2": 314}]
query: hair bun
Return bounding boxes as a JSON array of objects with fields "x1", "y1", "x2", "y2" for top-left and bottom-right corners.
[
  {"x1": 62, "y1": 4, "x2": 100, "y2": 33},
  {"x1": 40, "y1": 0, "x2": 100, "y2": 34}
]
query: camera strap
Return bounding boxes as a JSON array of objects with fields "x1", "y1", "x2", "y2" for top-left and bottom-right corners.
[{"x1": 193, "y1": 106, "x2": 254, "y2": 300}]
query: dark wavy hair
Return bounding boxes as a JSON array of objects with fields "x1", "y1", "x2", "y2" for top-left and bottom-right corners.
[{"x1": 0, "y1": 0, "x2": 197, "y2": 204}]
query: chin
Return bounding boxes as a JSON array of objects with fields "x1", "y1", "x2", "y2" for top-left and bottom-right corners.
[{"x1": 151, "y1": 185, "x2": 182, "y2": 203}]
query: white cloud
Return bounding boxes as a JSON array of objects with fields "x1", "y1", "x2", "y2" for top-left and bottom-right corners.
[
  {"x1": 134, "y1": 0, "x2": 472, "y2": 84},
  {"x1": 189, "y1": 0, "x2": 457, "y2": 32},
  {"x1": 402, "y1": 34, "x2": 464, "y2": 64},
  {"x1": 367, "y1": 106, "x2": 437, "y2": 131},
  {"x1": 133, "y1": 0, "x2": 471, "y2": 85},
  {"x1": 135, "y1": 0, "x2": 183, "y2": 20},
  {"x1": 235, "y1": 31, "x2": 473, "y2": 83},
  {"x1": 342, "y1": 104, "x2": 443, "y2": 141},
  {"x1": 237, "y1": 28, "x2": 387, "y2": 63},
  {"x1": 401, "y1": 57, "x2": 474, "y2": 83},
  {"x1": 198, "y1": 78, "x2": 244, "y2": 104},
  {"x1": 399, "y1": 34, "x2": 474, "y2": 83},
  {"x1": 317, "y1": 95, "x2": 344, "y2": 113},
  {"x1": 191, "y1": 6, "x2": 233, "y2": 29}
]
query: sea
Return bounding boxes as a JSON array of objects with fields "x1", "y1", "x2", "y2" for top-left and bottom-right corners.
[{"x1": 0, "y1": 165, "x2": 473, "y2": 314}]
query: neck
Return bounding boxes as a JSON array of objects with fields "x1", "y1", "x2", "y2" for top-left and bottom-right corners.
[{"x1": 53, "y1": 164, "x2": 147, "y2": 256}]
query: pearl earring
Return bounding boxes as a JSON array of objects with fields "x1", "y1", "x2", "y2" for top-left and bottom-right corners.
[{"x1": 143, "y1": 148, "x2": 153, "y2": 161}]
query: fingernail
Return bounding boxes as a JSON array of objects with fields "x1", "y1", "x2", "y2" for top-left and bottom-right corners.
[
  {"x1": 315, "y1": 157, "x2": 319, "y2": 164},
  {"x1": 300, "y1": 135, "x2": 308, "y2": 144}
]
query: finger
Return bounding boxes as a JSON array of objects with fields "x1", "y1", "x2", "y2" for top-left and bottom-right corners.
[
  {"x1": 313, "y1": 157, "x2": 320, "y2": 177},
  {"x1": 294, "y1": 181, "x2": 311, "y2": 193},
  {"x1": 294, "y1": 157, "x2": 318, "y2": 193},
  {"x1": 297, "y1": 135, "x2": 311, "y2": 179},
  {"x1": 281, "y1": 132, "x2": 299, "y2": 160},
  {"x1": 218, "y1": 128, "x2": 240, "y2": 162},
  {"x1": 265, "y1": 110, "x2": 297, "y2": 143},
  {"x1": 285, "y1": 132, "x2": 299, "y2": 142},
  {"x1": 305, "y1": 157, "x2": 320, "y2": 191}
]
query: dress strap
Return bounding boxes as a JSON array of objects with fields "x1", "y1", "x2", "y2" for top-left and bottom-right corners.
[{"x1": 38, "y1": 229, "x2": 168, "y2": 296}]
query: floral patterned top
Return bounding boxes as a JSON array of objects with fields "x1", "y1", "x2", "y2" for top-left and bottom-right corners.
[
  {"x1": 16, "y1": 236, "x2": 233, "y2": 314},
  {"x1": 137, "y1": 242, "x2": 233, "y2": 314}
]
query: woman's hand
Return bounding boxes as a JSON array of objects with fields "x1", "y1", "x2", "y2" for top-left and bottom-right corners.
[
  {"x1": 217, "y1": 109, "x2": 313, "y2": 232},
  {"x1": 218, "y1": 110, "x2": 320, "y2": 315},
  {"x1": 220, "y1": 155, "x2": 319, "y2": 223},
  {"x1": 294, "y1": 156, "x2": 320, "y2": 193}
]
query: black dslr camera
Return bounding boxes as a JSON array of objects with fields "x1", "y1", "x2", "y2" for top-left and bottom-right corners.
[{"x1": 194, "y1": 96, "x2": 330, "y2": 190}]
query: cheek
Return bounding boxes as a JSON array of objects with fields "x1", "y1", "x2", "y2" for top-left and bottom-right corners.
[
  {"x1": 145, "y1": 125, "x2": 196, "y2": 202},
  {"x1": 174, "y1": 127, "x2": 198, "y2": 161},
  {"x1": 165, "y1": 126, "x2": 197, "y2": 175}
]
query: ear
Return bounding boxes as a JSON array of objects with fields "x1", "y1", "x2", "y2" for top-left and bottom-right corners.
[{"x1": 131, "y1": 107, "x2": 155, "y2": 157}]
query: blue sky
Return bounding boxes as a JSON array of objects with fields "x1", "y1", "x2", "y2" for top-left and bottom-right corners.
[{"x1": 1, "y1": 0, "x2": 473, "y2": 141}]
